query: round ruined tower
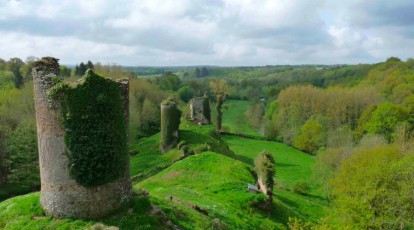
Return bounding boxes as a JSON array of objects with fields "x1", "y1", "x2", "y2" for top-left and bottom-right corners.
[
  {"x1": 32, "y1": 57, "x2": 133, "y2": 219},
  {"x1": 160, "y1": 97, "x2": 181, "y2": 153}
]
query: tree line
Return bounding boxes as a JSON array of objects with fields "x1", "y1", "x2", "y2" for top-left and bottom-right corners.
[{"x1": 243, "y1": 57, "x2": 414, "y2": 228}]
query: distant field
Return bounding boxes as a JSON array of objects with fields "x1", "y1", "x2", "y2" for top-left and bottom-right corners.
[
  {"x1": 220, "y1": 100, "x2": 261, "y2": 137},
  {"x1": 222, "y1": 135, "x2": 329, "y2": 221},
  {"x1": 222, "y1": 135, "x2": 314, "y2": 189}
]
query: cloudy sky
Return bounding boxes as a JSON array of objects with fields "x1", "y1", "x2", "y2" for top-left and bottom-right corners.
[{"x1": 0, "y1": 0, "x2": 414, "y2": 66}]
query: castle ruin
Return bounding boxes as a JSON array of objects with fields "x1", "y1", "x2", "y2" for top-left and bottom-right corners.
[
  {"x1": 160, "y1": 96, "x2": 181, "y2": 153},
  {"x1": 32, "y1": 57, "x2": 133, "y2": 219},
  {"x1": 189, "y1": 96, "x2": 211, "y2": 125}
]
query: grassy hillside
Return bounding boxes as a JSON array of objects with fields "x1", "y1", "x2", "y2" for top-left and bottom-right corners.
[
  {"x1": 136, "y1": 152, "x2": 283, "y2": 229},
  {"x1": 129, "y1": 122, "x2": 234, "y2": 182},
  {"x1": 0, "y1": 120, "x2": 328, "y2": 229},
  {"x1": 222, "y1": 136, "x2": 314, "y2": 190},
  {"x1": 221, "y1": 100, "x2": 261, "y2": 137},
  {"x1": 0, "y1": 192, "x2": 161, "y2": 230},
  {"x1": 222, "y1": 135, "x2": 329, "y2": 222}
]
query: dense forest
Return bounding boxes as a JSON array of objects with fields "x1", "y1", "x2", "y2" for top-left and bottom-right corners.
[{"x1": 0, "y1": 56, "x2": 414, "y2": 229}]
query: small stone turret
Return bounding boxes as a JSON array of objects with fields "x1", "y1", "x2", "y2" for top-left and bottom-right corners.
[
  {"x1": 33, "y1": 57, "x2": 133, "y2": 219},
  {"x1": 189, "y1": 96, "x2": 211, "y2": 125},
  {"x1": 160, "y1": 96, "x2": 181, "y2": 153},
  {"x1": 254, "y1": 151, "x2": 275, "y2": 207}
]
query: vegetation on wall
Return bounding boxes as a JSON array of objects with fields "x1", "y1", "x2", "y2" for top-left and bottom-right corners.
[
  {"x1": 254, "y1": 151, "x2": 275, "y2": 201},
  {"x1": 160, "y1": 95, "x2": 182, "y2": 152},
  {"x1": 48, "y1": 70, "x2": 128, "y2": 187}
]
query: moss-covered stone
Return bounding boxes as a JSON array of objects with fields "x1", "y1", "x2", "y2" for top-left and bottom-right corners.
[
  {"x1": 255, "y1": 151, "x2": 275, "y2": 200},
  {"x1": 160, "y1": 96, "x2": 182, "y2": 153},
  {"x1": 48, "y1": 70, "x2": 128, "y2": 187}
]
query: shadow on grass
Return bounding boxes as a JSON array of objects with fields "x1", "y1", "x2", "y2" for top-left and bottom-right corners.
[
  {"x1": 275, "y1": 193, "x2": 299, "y2": 208},
  {"x1": 0, "y1": 183, "x2": 40, "y2": 202},
  {"x1": 237, "y1": 155, "x2": 254, "y2": 166},
  {"x1": 275, "y1": 162, "x2": 297, "y2": 167}
]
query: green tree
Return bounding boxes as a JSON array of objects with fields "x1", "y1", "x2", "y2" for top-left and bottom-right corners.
[
  {"x1": 60, "y1": 65, "x2": 71, "y2": 78},
  {"x1": 137, "y1": 99, "x2": 160, "y2": 138},
  {"x1": 75, "y1": 62, "x2": 88, "y2": 76},
  {"x1": 200, "y1": 67, "x2": 209, "y2": 77},
  {"x1": 86, "y1": 60, "x2": 94, "y2": 70},
  {"x1": 21, "y1": 56, "x2": 38, "y2": 80},
  {"x1": 0, "y1": 58, "x2": 5, "y2": 70},
  {"x1": 79, "y1": 62, "x2": 87, "y2": 75},
  {"x1": 209, "y1": 79, "x2": 229, "y2": 132},
  {"x1": 177, "y1": 86, "x2": 193, "y2": 103},
  {"x1": 364, "y1": 102, "x2": 408, "y2": 142},
  {"x1": 157, "y1": 72, "x2": 181, "y2": 91},
  {"x1": 330, "y1": 145, "x2": 414, "y2": 229},
  {"x1": 245, "y1": 102, "x2": 265, "y2": 130},
  {"x1": 5, "y1": 119, "x2": 39, "y2": 188},
  {"x1": 293, "y1": 118, "x2": 324, "y2": 154},
  {"x1": 194, "y1": 67, "x2": 201, "y2": 78},
  {"x1": 6, "y1": 58, "x2": 24, "y2": 88}
]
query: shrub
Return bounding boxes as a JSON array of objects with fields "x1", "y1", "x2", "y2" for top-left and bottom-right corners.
[
  {"x1": 176, "y1": 140, "x2": 187, "y2": 150},
  {"x1": 293, "y1": 181, "x2": 310, "y2": 195},
  {"x1": 192, "y1": 143, "x2": 210, "y2": 154}
]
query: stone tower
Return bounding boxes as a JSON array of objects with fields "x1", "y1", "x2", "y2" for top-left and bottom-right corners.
[
  {"x1": 160, "y1": 97, "x2": 181, "y2": 153},
  {"x1": 32, "y1": 57, "x2": 133, "y2": 219},
  {"x1": 189, "y1": 96, "x2": 211, "y2": 125}
]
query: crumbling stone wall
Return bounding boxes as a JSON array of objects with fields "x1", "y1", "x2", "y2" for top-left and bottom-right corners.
[
  {"x1": 160, "y1": 97, "x2": 181, "y2": 153},
  {"x1": 254, "y1": 151, "x2": 275, "y2": 205},
  {"x1": 32, "y1": 57, "x2": 133, "y2": 219},
  {"x1": 189, "y1": 96, "x2": 211, "y2": 125}
]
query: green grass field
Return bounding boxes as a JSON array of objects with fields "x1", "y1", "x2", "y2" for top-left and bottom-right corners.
[
  {"x1": 136, "y1": 152, "x2": 284, "y2": 229},
  {"x1": 222, "y1": 135, "x2": 329, "y2": 221},
  {"x1": 222, "y1": 136, "x2": 315, "y2": 189},
  {"x1": 220, "y1": 100, "x2": 262, "y2": 137},
  {"x1": 0, "y1": 192, "x2": 163, "y2": 230},
  {"x1": 129, "y1": 122, "x2": 234, "y2": 182}
]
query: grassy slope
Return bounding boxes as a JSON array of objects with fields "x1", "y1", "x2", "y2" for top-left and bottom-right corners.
[
  {"x1": 129, "y1": 122, "x2": 234, "y2": 182},
  {"x1": 222, "y1": 135, "x2": 329, "y2": 221},
  {"x1": 221, "y1": 100, "x2": 261, "y2": 137},
  {"x1": 0, "y1": 192, "x2": 160, "y2": 230},
  {"x1": 222, "y1": 136, "x2": 314, "y2": 188},
  {"x1": 0, "y1": 111, "x2": 328, "y2": 229},
  {"x1": 136, "y1": 152, "x2": 285, "y2": 230}
]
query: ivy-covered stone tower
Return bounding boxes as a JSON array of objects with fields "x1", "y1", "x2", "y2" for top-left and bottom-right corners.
[
  {"x1": 32, "y1": 57, "x2": 133, "y2": 219},
  {"x1": 160, "y1": 96, "x2": 181, "y2": 153}
]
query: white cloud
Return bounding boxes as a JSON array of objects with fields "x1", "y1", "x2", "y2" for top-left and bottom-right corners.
[{"x1": 0, "y1": 0, "x2": 413, "y2": 65}]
